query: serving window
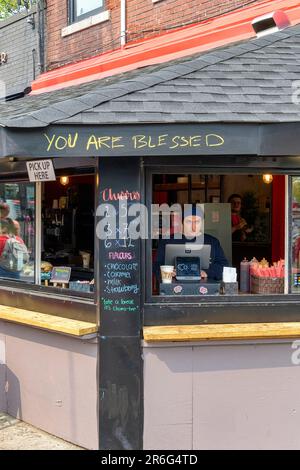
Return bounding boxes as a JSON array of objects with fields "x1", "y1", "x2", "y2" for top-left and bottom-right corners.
[
  {"x1": 0, "y1": 182, "x2": 35, "y2": 283},
  {"x1": 0, "y1": 169, "x2": 96, "y2": 300},
  {"x1": 41, "y1": 173, "x2": 95, "y2": 295},
  {"x1": 147, "y1": 170, "x2": 289, "y2": 301}
]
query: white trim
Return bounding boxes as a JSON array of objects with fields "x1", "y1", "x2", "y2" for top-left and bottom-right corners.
[
  {"x1": 35, "y1": 181, "x2": 42, "y2": 286},
  {"x1": 285, "y1": 175, "x2": 289, "y2": 294},
  {"x1": 152, "y1": 0, "x2": 164, "y2": 3},
  {"x1": 255, "y1": 26, "x2": 280, "y2": 38},
  {"x1": 61, "y1": 10, "x2": 110, "y2": 38}
]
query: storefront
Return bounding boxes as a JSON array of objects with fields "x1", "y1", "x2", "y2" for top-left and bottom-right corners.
[{"x1": 1, "y1": 24, "x2": 300, "y2": 449}]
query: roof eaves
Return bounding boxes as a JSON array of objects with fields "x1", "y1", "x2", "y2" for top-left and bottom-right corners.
[{"x1": 3, "y1": 24, "x2": 300, "y2": 128}]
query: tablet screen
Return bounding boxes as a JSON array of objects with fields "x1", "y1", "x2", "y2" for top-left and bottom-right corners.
[{"x1": 175, "y1": 257, "x2": 201, "y2": 279}]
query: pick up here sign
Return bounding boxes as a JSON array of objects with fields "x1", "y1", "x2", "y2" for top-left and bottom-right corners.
[{"x1": 26, "y1": 160, "x2": 56, "y2": 182}]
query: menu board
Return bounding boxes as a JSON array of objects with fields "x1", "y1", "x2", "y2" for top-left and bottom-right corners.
[{"x1": 99, "y1": 159, "x2": 141, "y2": 336}]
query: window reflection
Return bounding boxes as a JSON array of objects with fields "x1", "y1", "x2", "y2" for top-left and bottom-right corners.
[
  {"x1": 292, "y1": 177, "x2": 300, "y2": 292},
  {"x1": 0, "y1": 183, "x2": 35, "y2": 282}
]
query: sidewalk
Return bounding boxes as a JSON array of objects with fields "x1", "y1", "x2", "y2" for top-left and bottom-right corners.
[{"x1": 0, "y1": 413, "x2": 83, "y2": 450}]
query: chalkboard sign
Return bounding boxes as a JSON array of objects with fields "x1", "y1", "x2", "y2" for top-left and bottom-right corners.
[
  {"x1": 175, "y1": 257, "x2": 201, "y2": 280},
  {"x1": 50, "y1": 267, "x2": 71, "y2": 285},
  {"x1": 98, "y1": 157, "x2": 142, "y2": 449},
  {"x1": 99, "y1": 158, "x2": 141, "y2": 336}
]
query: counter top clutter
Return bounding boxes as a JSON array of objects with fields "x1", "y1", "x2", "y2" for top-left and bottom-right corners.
[
  {"x1": 240, "y1": 258, "x2": 285, "y2": 294},
  {"x1": 41, "y1": 260, "x2": 94, "y2": 291}
]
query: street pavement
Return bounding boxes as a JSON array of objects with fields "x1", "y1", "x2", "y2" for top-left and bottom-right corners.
[{"x1": 0, "y1": 413, "x2": 83, "y2": 450}]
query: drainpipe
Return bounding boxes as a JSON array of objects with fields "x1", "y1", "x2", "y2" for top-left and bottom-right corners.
[
  {"x1": 120, "y1": 0, "x2": 126, "y2": 48},
  {"x1": 37, "y1": 0, "x2": 46, "y2": 73}
]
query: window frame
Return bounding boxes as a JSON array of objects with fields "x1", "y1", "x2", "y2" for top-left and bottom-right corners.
[
  {"x1": 142, "y1": 156, "x2": 300, "y2": 326},
  {"x1": 68, "y1": 0, "x2": 105, "y2": 24}
]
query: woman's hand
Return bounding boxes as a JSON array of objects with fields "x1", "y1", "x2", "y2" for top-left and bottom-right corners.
[
  {"x1": 232, "y1": 219, "x2": 247, "y2": 233},
  {"x1": 237, "y1": 218, "x2": 248, "y2": 230},
  {"x1": 245, "y1": 225, "x2": 254, "y2": 234}
]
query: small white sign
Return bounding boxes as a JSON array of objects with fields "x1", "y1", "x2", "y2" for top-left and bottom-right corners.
[{"x1": 26, "y1": 160, "x2": 56, "y2": 182}]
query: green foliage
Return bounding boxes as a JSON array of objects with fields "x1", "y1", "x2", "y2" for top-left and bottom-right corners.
[
  {"x1": 293, "y1": 178, "x2": 300, "y2": 204},
  {"x1": 0, "y1": 1, "x2": 36, "y2": 20}
]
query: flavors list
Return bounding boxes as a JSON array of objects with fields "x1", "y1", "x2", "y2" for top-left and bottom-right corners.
[{"x1": 101, "y1": 188, "x2": 140, "y2": 314}]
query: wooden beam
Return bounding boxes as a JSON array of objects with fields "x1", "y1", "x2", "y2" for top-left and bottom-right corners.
[
  {"x1": 144, "y1": 322, "x2": 300, "y2": 342},
  {"x1": 0, "y1": 304, "x2": 97, "y2": 336}
]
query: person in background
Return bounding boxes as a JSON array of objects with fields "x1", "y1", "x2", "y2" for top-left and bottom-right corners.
[
  {"x1": 0, "y1": 202, "x2": 21, "y2": 236},
  {"x1": 154, "y1": 205, "x2": 229, "y2": 282},
  {"x1": 228, "y1": 194, "x2": 253, "y2": 242},
  {"x1": 0, "y1": 219, "x2": 28, "y2": 279}
]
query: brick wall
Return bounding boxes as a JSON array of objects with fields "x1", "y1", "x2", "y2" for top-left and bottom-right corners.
[
  {"x1": 47, "y1": 0, "x2": 265, "y2": 71},
  {"x1": 0, "y1": 7, "x2": 40, "y2": 98}
]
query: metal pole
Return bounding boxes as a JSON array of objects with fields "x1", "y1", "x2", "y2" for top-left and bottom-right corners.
[
  {"x1": 35, "y1": 181, "x2": 42, "y2": 285},
  {"x1": 120, "y1": 0, "x2": 126, "y2": 48}
]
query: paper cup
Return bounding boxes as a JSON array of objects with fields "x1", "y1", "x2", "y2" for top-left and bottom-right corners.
[
  {"x1": 160, "y1": 265, "x2": 174, "y2": 284},
  {"x1": 80, "y1": 251, "x2": 91, "y2": 269}
]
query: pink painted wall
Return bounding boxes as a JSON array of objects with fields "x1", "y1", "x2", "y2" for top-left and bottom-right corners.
[
  {"x1": 144, "y1": 341, "x2": 300, "y2": 450},
  {"x1": 0, "y1": 321, "x2": 98, "y2": 449},
  {"x1": 0, "y1": 333, "x2": 6, "y2": 413}
]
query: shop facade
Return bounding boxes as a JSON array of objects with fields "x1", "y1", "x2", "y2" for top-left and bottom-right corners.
[{"x1": 1, "y1": 24, "x2": 300, "y2": 449}]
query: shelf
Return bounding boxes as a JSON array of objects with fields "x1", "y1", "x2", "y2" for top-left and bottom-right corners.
[
  {"x1": 144, "y1": 322, "x2": 300, "y2": 342},
  {"x1": 154, "y1": 183, "x2": 220, "y2": 191},
  {"x1": 0, "y1": 304, "x2": 97, "y2": 336}
]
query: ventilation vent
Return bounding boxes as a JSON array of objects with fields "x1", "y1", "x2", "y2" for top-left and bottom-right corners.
[{"x1": 252, "y1": 11, "x2": 290, "y2": 37}]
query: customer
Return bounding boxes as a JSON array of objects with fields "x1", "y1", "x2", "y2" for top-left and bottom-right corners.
[
  {"x1": 0, "y1": 202, "x2": 21, "y2": 236},
  {"x1": 0, "y1": 219, "x2": 29, "y2": 279}
]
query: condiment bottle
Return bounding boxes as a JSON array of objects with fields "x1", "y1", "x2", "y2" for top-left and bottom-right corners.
[
  {"x1": 240, "y1": 257, "x2": 250, "y2": 293},
  {"x1": 249, "y1": 257, "x2": 259, "y2": 292}
]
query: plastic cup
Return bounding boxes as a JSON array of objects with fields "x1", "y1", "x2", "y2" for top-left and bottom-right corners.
[{"x1": 160, "y1": 265, "x2": 174, "y2": 284}]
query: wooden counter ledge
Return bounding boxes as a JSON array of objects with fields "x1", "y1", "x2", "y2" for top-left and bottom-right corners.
[
  {"x1": 143, "y1": 322, "x2": 300, "y2": 342},
  {"x1": 0, "y1": 304, "x2": 97, "y2": 336}
]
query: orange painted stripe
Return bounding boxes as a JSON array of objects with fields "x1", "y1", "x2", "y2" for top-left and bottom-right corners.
[{"x1": 31, "y1": 0, "x2": 300, "y2": 95}]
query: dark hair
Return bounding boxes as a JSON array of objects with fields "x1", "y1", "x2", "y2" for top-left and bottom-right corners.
[
  {"x1": 228, "y1": 194, "x2": 242, "y2": 203},
  {"x1": 0, "y1": 202, "x2": 9, "y2": 214},
  {"x1": 0, "y1": 218, "x2": 16, "y2": 235}
]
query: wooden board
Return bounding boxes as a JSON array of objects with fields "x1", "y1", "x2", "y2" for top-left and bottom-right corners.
[
  {"x1": 143, "y1": 322, "x2": 300, "y2": 342},
  {"x1": 0, "y1": 304, "x2": 97, "y2": 336}
]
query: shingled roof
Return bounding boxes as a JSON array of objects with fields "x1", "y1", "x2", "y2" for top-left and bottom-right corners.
[{"x1": 1, "y1": 23, "x2": 300, "y2": 128}]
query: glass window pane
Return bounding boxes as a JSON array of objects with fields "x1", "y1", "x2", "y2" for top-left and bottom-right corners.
[
  {"x1": 76, "y1": 0, "x2": 103, "y2": 17},
  {"x1": 292, "y1": 177, "x2": 300, "y2": 292},
  {"x1": 0, "y1": 183, "x2": 35, "y2": 283},
  {"x1": 152, "y1": 173, "x2": 285, "y2": 298},
  {"x1": 42, "y1": 174, "x2": 95, "y2": 295}
]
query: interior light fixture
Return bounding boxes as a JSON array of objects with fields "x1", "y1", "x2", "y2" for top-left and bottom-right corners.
[
  {"x1": 262, "y1": 174, "x2": 273, "y2": 184},
  {"x1": 60, "y1": 176, "x2": 69, "y2": 186}
]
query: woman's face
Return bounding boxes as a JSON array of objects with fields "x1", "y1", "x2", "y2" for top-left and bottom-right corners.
[
  {"x1": 0, "y1": 207, "x2": 9, "y2": 219},
  {"x1": 0, "y1": 224, "x2": 8, "y2": 235},
  {"x1": 231, "y1": 197, "x2": 242, "y2": 213}
]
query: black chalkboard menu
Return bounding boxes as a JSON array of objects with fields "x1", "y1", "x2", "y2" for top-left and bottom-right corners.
[
  {"x1": 98, "y1": 158, "x2": 141, "y2": 337},
  {"x1": 98, "y1": 157, "x2": 142, "y2": 450}
]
